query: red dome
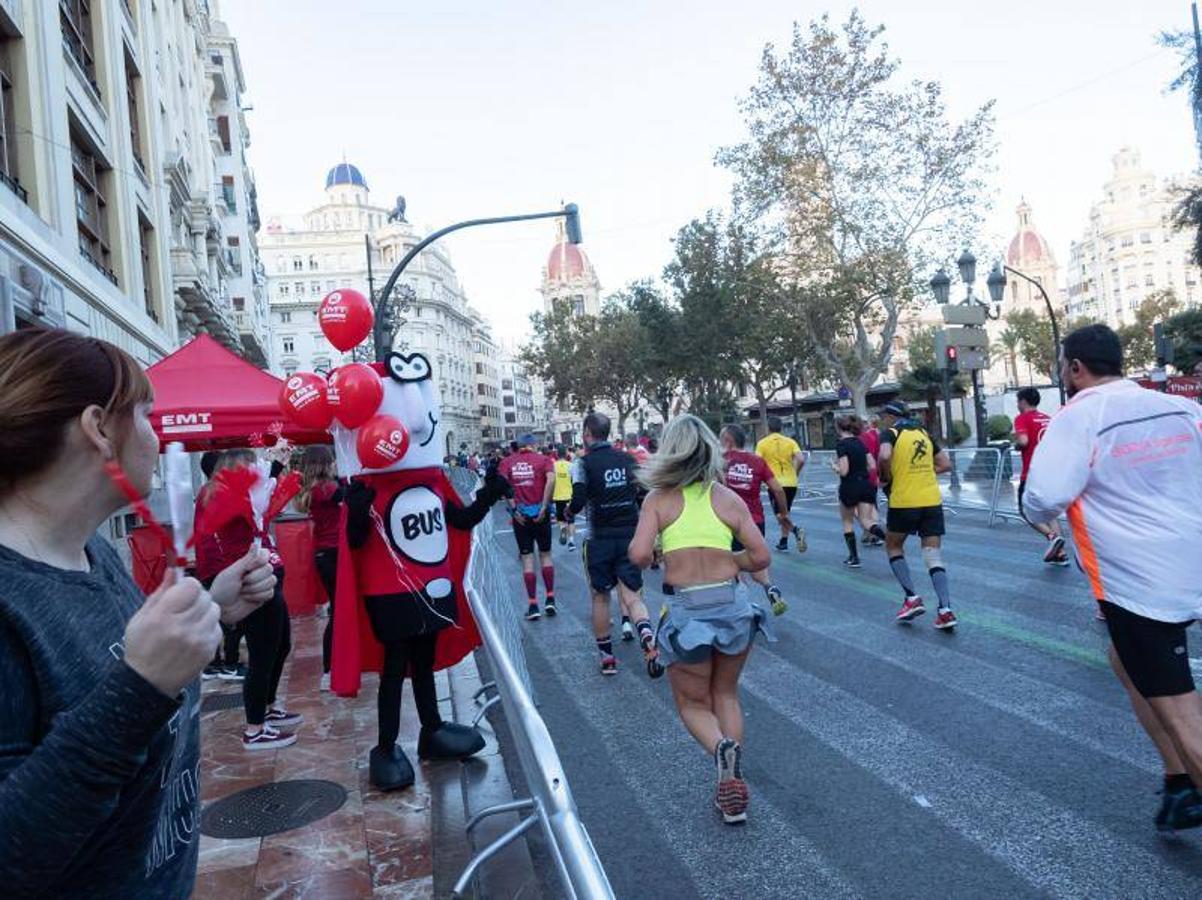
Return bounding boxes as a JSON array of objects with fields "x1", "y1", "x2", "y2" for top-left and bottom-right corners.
[
  {"x1": 1007, "y1": 231, "x2": 1050, "y2": 266},
  {"x1": 547, "y1": 241, "x2": 589, "y2": 281}
]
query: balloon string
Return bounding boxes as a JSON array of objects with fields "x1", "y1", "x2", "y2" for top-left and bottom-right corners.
[{"x1": 103, "y1": 461, "x2": 188, "y2": 568}]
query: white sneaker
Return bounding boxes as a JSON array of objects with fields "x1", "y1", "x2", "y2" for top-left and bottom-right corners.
[{"x1": 320, "y1": 672, "x2": 331, "y2": 692}]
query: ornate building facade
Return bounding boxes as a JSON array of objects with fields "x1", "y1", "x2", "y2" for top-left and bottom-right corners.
[
  {"x1": 1066, "y1": 147, "x2": 1201, "y2": 328},
  {"x1": 263, "y1": 163, "x2": 498, "y2": 453},
  {"x1": 0, "y1": 0, "x2": 267, "y2": 365}
]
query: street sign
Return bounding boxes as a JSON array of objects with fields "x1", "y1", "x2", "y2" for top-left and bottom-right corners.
[
  {"x1": 958, "y1": 349, "x2": 988, "y2": 370},
  {"x1": 837, "y1": 386, "x2": 851, "y2": 400},
  {"x1": 944, "y1": 326, "x2": 989, "y2": 350},
  {"x1": 941, "y1": 304, "x2": 988, "y2": 326}
]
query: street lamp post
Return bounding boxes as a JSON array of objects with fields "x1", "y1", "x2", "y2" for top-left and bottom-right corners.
[
  {"x1": 371, "y1": 203, "x2": 582, "y2": 360},
  {"x1": 987, "y1": 262, "x2": 1066, "y2": 405}
]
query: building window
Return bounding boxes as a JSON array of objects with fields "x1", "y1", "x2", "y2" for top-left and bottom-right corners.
[
  {"x1": 71, "y1": 128, "x2": 116, "y2": 284},
  {"x1": 1145, "y1": 274, "x2": 1155, "y2": 287},
  {"x1": 294, "y1": 281, "x2": 304, "y2": 295},
  {"x1": 232, "y1": 296, "x2": 245, "y2": 311},
  {"x1": 220, "y1": 175, "x2": 236, "y2": 213},
  {"x1": 0, "y1": 37, "x2": 23, "y2": 202},
  {"x1": 283, "y1": 366, "x2": 296, "y2": 377},
  {"x1": 216, "y1": 115, "x2": 231, "y2": 153},
  {"x1": 504, "y1": 412, "x2": 516, "y2": 424},
  {"x1": 325, "y1": 280, "x2": 335, "y2": 291},
  {"x1": 501, "y1": 379, "x2": 513, "y2": 390},
  {"x1": 278, "y1": 283, "x2": 290, "y2": 297},
  {"x1": 503, "y1": 396, "x2": 514, "y2": 407},
  {"x1": 311, "y1": 281, "x2": 321, "y2": 294},
  {"x1": 60, "y1": 0, "x2": 98, "y2": 93},
  {"x1": 280, "y1": 311, "x2": 291, "y2": 323},
  {"x1": 573, "y1": 295, "x2": 586, "y2": 315},
  {"x1": 282, "y1": 338, "x2": 295, "y2": 354},
  {"x1": 292, "y1": 256, "x2": 303, "y2": 271},
  {"x1": 1121, "y1": 234, "x2": 1134, "y2": 248},
  {"x1": 1141, "y1": 232, "x2": 1153, "y2": 244},
  {"x1": 138, "y1": 214, "x2": 157, "y2": 321},
  {"x1": 124, "y1": 51, "x2": 145, "y2": 170},
  {"x1": 308, "y1": 255, "x2": 319, "y2": 270}
]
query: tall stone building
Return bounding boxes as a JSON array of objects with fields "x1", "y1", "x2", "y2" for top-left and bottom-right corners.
[
  {"x1": 1066, "y1": 147, "x2": 1201, "y2": 328},
  {"x1": 0, "y1": 0, "x2": 267, "y2": 365},
  {"x1": 263, "y1": 163, "x2": 497, "y2": 453}
]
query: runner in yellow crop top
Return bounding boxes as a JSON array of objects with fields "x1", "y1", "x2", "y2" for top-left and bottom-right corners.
[{"x1": 627, "y1": 414, "x2": 773, "y2": 826}]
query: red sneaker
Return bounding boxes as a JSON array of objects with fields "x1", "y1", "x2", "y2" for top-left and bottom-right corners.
[
  {"x1": 896, "y1": 596, "x2": 926, "y2": 623},
  {"x1": 716, "y1": 778, "x2": 749, "y2": 824},
  {"x1": 933, "y1": 609, "x2": 958, "y2": 630},
  {"x1": 600, "y1": 655, "x2": 618, "y2": 676}
]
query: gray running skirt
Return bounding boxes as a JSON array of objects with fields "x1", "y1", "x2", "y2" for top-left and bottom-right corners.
[{"x1": 655, "y1": 581, "x2": 775, "y2": 666}]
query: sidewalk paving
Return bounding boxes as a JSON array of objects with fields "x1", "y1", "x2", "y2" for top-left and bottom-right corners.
[{"x1": 193, "y1": 613, "x2": 435, "y2": 899}]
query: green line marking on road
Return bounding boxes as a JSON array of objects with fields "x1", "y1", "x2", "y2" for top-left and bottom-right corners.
[{"x1": 770, "y1": 552, "x2": 1109, "y2": 671}]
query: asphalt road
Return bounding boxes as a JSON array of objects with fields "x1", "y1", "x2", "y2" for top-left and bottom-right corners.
[{"x1": 482, "y1": 499, "x2": 1202, "y2": 900}]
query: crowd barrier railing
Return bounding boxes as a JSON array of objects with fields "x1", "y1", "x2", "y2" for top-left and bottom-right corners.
[{"x1": 450, "y1": 493, "x2": 615, "y2": 900}]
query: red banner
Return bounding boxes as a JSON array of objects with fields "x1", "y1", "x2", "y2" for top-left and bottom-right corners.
[{"x1": 1135, "y1": 376, "x2": 1202, "y2": 399}]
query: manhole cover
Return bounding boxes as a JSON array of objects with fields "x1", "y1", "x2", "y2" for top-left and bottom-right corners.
[
  {"x1": 201, "y1": 692, "x2": 244, "y2": 713},
  {"x1": 201, "y1": 779, "x2": 347, "y2": 839}
]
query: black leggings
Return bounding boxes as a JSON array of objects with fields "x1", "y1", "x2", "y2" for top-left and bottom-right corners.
[
  {"x1": 365, "y1": 600, "x2": 447, "y2": 749},
  {"x1": 241, "y1": 576, "x2": 291, "y2": 726},
  {"x1": 315, "y1": 549, "x2": 338, "y2": 674}
]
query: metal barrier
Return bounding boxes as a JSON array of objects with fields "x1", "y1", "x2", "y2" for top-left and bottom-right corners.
[
  {"x1": 452, "y1": 509, "x2": 615, "y2": 900},
  {"x1": 797, "y1": 450, "x2": 839, "y2": 500}
]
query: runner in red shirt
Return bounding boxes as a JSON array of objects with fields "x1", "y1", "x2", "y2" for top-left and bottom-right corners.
[
  {"x1": 623, "y1": 434, "x2": 650, "y2": 466},
  {"x1": 856, "y1": 416, "x2": 884, "y2": 545},
  {"x1": 1013, "y1": 387, "x2": 1068, "y2": 565},
  {"x1": 720, "y1": 424, "x2": 792, "y2": 615},
  {"x1": 497, "y1": 434, "x2": 558, "y2": 619}
]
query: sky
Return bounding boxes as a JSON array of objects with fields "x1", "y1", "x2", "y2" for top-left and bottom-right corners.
[{"x1": 219, "y1": 0, "x2": 1198, "y2": 342}]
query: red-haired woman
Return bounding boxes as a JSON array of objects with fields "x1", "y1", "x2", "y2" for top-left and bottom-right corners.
[{"x1": 0, "y1": 328, "x2": 275, "y2": 898}]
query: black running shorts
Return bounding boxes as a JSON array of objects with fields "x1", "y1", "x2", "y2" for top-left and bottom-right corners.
[
  {"x1": 513, "y1": 516, "x2": 552, "y2": 555},
  {"x1": 839, "y1": 480, "x2": 877, "y2": 509},
  {"x1": 553, "y1": 499, "x2": 573, "y2": 523},
  {"x1": 731, "y1": 520, "x2": 766, "y2": 553},
  {"x1": 583, "y1": 535, "x2": 642, "y2": 593},
  {"x1": 886, "y1": 504, "x2": 945, "y2": 538},
  {"x1": 770, "y1": 486, "x2": 797, "y2": 515},
  {"x1": 1101, "y1": 601, "x2": 1196, "y2": 698}
]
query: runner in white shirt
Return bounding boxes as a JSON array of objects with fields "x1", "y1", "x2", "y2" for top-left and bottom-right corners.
[{"x1": 1024, "y1": 324, "x2": 1202, "y2": 833}]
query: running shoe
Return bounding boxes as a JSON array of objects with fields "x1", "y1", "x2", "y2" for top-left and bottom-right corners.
[
  {"x1": 600, "y1": 655, "x2": 618, "y2": 676},
  {"x1": 242, "y1": 724, "x2": 297, "y2": 751},
  {"x1": 1051, "y1": 552, "x2": 1071, "y2": 567},
  {"x1": 201, "y1": 663, "x2": 222, "y2": 681},
  {"x1": 568, "y1": 540, "x2": 577, "y2": 552},
  {"x1": 641, "y1": 636, "x2": 665, "y2": 679},
  {"x1": 1095, "y1": 605, "x2": 1107, "y2": 622},
  {"x1": 1043, "y1": 536, "x2": 1067, "y2": 564},
  {"x1": 219, "y1": 663, "x2": 247, "y2": 682},
  {"x1": 715, "y1": 737, "x2": 743, "y2": 781},
  {"x1": 766, "y1": 585, "x2": 788, "y2": 616},
  {"x1": 1156, "y1": 786, "x2": 1202, "y2": 832},
  {"x1": 266, "y1": 707, "x2": 304, "y2": 728},
  {"x1": 896, "y1": 596, "x2": 926, "y2": 623},
  {"x1": 525, "y1": 603, "x2": 541, "y2": 621},
  {"x1": 933, "y1": 609, "x2": 958, "y2": 630},
  {"x1": 621, "y1": 620, "x2": 635, "y2": 642},
  {"x1": 714, "y1": 739, "x2": 748, "y2": 824},
  {"x1": 865, "y1": 536, "x2": 884, "y2": 547},
  {"x1": 776, "y1": 537, "x2": 788, "y2": 552},
  {"x1": 793, "y1": 527, "x2": 808, "y2": 553},
  {"x1": 559, "y1": 528, "x2": 568, "y2": 546},
  {"x1": 544, "y1": 598, "x2": 558, "y2": 617},
  {"x1": 320, "y1": 672, "x2": 331, "y2": 692},
  {"x1": 843, "y1": 557, "x2": 861, "y2": 569}
]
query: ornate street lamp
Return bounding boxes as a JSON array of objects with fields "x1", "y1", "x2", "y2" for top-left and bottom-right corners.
[
  {"x1": 987, "y1": 261, "x2": 1066, "y2": 404},
  {"x1": 930, "y1": 270, "x2": 951, "y2": 305}
]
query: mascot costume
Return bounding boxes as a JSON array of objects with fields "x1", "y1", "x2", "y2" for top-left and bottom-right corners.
[
  {"x1": 330, "y1": 351, "x2": 508, "y2": 790},
  {"x1": 279, "y1": 287, "x2": 508, "y2": 792}
]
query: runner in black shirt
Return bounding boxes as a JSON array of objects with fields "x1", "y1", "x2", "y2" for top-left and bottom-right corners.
[{"x1": 834, "y1": 415, "x2": 886, "y2": 568}]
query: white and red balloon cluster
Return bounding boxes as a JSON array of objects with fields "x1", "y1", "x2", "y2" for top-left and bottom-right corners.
[{"x1": 277, "y1": 288, "x2": 409, "y2": 470}]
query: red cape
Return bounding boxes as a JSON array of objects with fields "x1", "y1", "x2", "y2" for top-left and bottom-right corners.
[{"x1": 330, "y1": 468, "x2": 480, "y2": 697}]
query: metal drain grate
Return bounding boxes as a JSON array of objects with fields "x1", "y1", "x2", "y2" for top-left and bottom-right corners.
[
  {"x1": 200, "y1": 691, "x2": 244, "y2": 713},
  {"x1": 201, "y1": 779, "x2": 347, "y2": 839}
]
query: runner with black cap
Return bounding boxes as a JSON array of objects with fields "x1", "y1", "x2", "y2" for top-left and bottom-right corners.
[{"x1": 877, "y1": 399, "x2": 957, "y2": 630}]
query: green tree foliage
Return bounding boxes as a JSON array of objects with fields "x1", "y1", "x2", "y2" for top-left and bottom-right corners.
[
  {"x1": 1004, "y1": 309, "x2": 1058, "y2": 381},
  {"x1": 949, "y1": 420, "x2": 972, "y2": 447},
  {"x1": 1158, "y1": 28, "x2": 1202, "y2": 266},
  {"x1": 717, "y1": 10, "x2": 996, "y2": 417},
  {"x1": 898, "y1": 326, "x2": 967, "y2": 436},
  {"x1": 1115, "y1": 289, "x2": 1179, "y2": 371},
  {"x1": 1164, "y1": 307, "x2": 1202, "y2": 373},
  {"x1": 987, "y1": 414, "x2": 1013, "y2": 441}
]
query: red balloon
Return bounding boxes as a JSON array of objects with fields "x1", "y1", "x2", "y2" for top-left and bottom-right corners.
[
  {"x1": 356, "y1": 414, "x2": 410, "y2": 470},
  {"x1": 318, "y1": 289, "x2": 374, "y2": 352},
  {"x1": 279, "y1": 372, "x2": 333, "y2": 429},
  {"x1": 327, "y1": 363, "x2": 384, "y2": 429}
]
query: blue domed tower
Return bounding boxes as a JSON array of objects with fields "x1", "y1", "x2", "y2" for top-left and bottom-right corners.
[{"x1": 324, "y1": 161, "x2": 370, "y2": 206}]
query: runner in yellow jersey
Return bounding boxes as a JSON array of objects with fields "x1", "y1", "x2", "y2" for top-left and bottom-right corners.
[
  {"x1": 877, "y1": 400, "x2": 957, "y2": 630},
  {"x1": 552, "y1": 446, "x2": 576, "y2": 551},
  {"x1": 755, "y1": 417, "x2": 807, "y2": 551}
]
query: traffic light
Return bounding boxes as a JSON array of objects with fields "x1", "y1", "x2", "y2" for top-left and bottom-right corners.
[
  {"x1": 564, "y1": 202, "x2": 583, "y2": 245},
  {"x1": 934, "y1": 330, "x2": 959, "y2": 374},
  {"x1": 946, "y1": 345, "x2": 959, "y2": 375},
  {"x1": 1154, "y1": 322, "x2": 1174, "y2": 368}
]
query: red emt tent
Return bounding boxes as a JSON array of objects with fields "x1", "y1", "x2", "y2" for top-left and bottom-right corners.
[{"x1": 146, "y1": 334, "x2": 329, "y2": 451}]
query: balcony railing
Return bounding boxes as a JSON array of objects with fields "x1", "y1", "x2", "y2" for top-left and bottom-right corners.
[
  {"x1": 213, "y1": 182, "x2": 237, "y2": 214},
  {"x1": 80, "y1": 247, "x2": 118, "y2": 286},
  {"x1": 0, "y1": 170, "x2": 28, "y2": 204}
]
